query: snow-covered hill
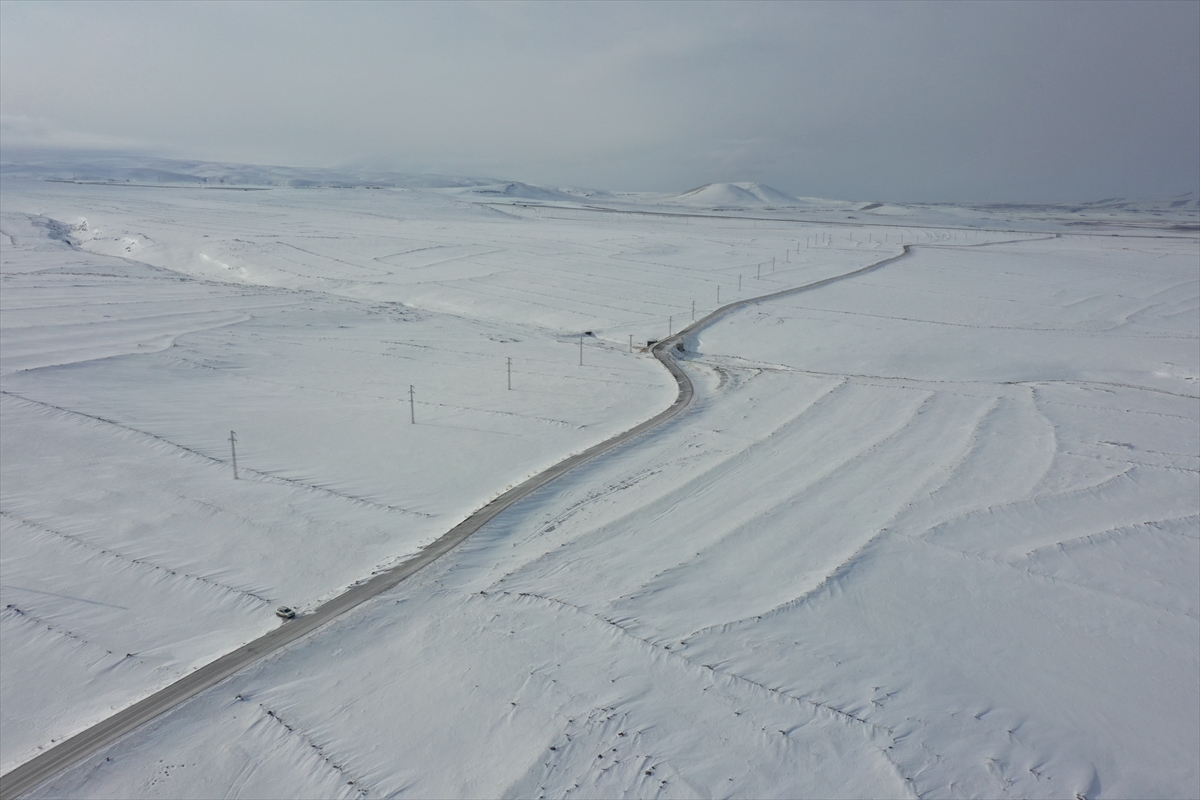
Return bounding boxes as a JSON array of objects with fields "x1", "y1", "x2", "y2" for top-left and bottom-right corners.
[
  {"x1": 439, "y1": 181, "x2": 580, "y2": 202},
  {"x1": 666, "y1": 181, "x2": 802, "y2": 207}
]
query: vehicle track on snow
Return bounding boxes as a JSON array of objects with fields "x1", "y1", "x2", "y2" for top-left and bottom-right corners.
[{"x1": 0, "y1": 247, "x2": 913, "y2": 798}]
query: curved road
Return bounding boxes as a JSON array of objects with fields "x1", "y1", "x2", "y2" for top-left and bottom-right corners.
[{"x1": 1, "y1": 246, "x2": 912, "y2": 799}]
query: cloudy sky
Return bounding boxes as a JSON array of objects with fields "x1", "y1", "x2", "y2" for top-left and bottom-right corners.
[{"x1": 2, "y1": 0, "x2": 1197, "y2": 202}]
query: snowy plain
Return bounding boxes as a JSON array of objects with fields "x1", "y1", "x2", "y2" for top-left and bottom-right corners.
[{"x1": 1, "y1": 166, "x2": 1197, "y2": 799}]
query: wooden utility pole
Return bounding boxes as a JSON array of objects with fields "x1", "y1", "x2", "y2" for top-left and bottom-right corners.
[
  {"x1": 579, "y1": 337, "x2": 583, "y2": 366},
  {"x1": 507, "y1": 357, "x2": 512, "y2": 390},
  {"x1": 669, "y1": 315, "x2": 672, "y2": 336},
  {"x1": 692, "y1": 300, "x2": 696, "y2": 321},
  {"x1": 229, "y1": 430, "x2": 238, "y2": 480},
  {"x1": 409, "y1": 385, "x2": 415, "y2": 424}
]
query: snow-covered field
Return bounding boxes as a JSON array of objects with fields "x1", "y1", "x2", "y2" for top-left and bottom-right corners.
[{"x1": 1, "y1": 167, "x2": 1197, "y2": 798}]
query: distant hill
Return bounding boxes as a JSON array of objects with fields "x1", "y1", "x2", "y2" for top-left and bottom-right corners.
[
  {"x1": 0, "y1": 150, "x2": 498, "y2": 190},
  {"x1": 1068, "y1": 192, "x2": 1199, "y2": 213},
  {"x1": 5, "y1": 151, "x2": 1194, "y2": 224},
  {"x1": 666, "y1": 182, "x2": 801, "y2": 207},
  {"x1": 442, "y1": 181, "x2": 579, "y2": 202}
]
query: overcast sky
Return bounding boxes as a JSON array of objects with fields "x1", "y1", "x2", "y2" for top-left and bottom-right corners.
[{"x1": 2, "y1": 0, "x2": 1197, "y2": 202}]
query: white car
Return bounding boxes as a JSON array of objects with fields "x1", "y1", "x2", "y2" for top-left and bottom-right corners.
[{"x1": 275, "y1": 606, "x2": 296, "y2": 620}]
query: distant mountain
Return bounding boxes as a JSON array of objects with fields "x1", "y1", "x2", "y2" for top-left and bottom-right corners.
[
  {"x1": 961, "y1": 192, "x2": 1197, "y2": 214},
  {"x1": 1069, "y1": 192, "x2": 1199, "y2": 213},
  {"x1": 0, "y1": 152, "x2": 611, "y2": 205},
  {"x1": 666, "y1": 182, "x2": 801, "y2": 208},
  {"x1": 0, "y1": 150, "x2": 499, "y2": 190}
]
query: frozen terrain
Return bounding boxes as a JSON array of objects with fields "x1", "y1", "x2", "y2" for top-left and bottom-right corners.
[{"x1": 1, "y1": 160, "x2": 1197, "y2": 798}]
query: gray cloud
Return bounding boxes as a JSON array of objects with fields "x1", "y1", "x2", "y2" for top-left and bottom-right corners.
[{"x1": 2, "y1": 0, "x2": 1196, "y2": 201}]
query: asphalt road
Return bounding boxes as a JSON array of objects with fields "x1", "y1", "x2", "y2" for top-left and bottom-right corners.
[{"x1": 0, "y1": 246, "x2": 911, "y2": 799}]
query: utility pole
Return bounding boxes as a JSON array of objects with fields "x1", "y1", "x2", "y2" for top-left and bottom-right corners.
[
  {"x1": 757, "y1": 263, "x2": 761, "y2": 279},
  {"x1": 669, "y1": 315, "x2": 672, "y2": 336},
  {"x1": 579, "y1": 337, "x2": 583, "y2": 366},
  {"x1": 772, "y1": 256, "x2": 775, "y2": 271},
  {"x1": 738, "y1": 274, "x2": 742, "y2": 292},
  {"x1": 692, "y1": 300, "x2": 696, "y2": 321},
  {"x1": 229, "y1": 430, "x2": 238, "y2": 480},
  {"x1": 629, "y1": 334, "x2": 633, "y2": 353},
  {"x1": 507, "y1": 357, "x2": 512, "y2": 390},
  {"x1": 409, "y1": 385, "x2": 415, "y2": 424},
  {"x1": 717, "y1": 285, "x2": 721, "y2": 304}
]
